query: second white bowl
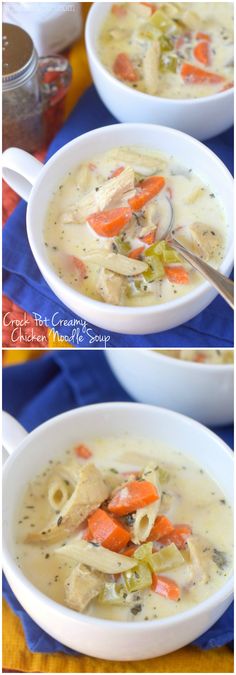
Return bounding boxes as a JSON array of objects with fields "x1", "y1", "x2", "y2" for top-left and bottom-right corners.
[
  {"x1": 106, "y1": 350, "x2": 234, "y2": 426},
  {"x1": 85, "y1": 2, "x2": 234, "y2": 141}
]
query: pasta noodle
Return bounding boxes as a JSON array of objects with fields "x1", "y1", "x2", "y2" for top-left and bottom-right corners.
[
  {"x1": 48, "y1": 476, "x2": 70, "y2": 511},
  {"x1": 131, "y1": 464, "x2": 162, "y2": 544},
  {"x1": 56, "y1": 540, "x2": 137, "y2": 574},
  {"x1": 25, "y1": 463, "x2": 109, "y2": 545}
]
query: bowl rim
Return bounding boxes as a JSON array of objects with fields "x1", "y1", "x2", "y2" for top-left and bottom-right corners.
[
  {"x1": 135, "y1": 348, "x2": 234, "y2": 372},
  {"x1": 85, "y1": 1, "x2": 234, "y2": 106},
  {"x1": 3, "y1": 402, "x2": 234, "y2": 632},
  {"x1": 26, "y1": 122, "x2": 234, "y2": 319}
]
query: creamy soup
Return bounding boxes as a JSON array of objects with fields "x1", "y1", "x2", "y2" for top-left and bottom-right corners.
[
  {"x1": 15, "y1": 435, "x2": 233, "y2": 622},
  {"x1": 44, "y1": 146, "x2": 227, "y2": 307},
  {"x1": 98, "y1": 2, "x2": 234, "y2": 99},
  {"x1": 155, "y1": 349, "x2": 234, "y2": 364}
]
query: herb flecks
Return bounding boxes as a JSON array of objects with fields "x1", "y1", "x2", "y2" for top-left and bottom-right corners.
[{"x1": 131, "y1": 604, "x2": 142, "y2": 615}]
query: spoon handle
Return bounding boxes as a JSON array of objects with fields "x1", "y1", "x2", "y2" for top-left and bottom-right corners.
[{"x1": 169, "y1": 237, "x2": 234, "y2": 310}]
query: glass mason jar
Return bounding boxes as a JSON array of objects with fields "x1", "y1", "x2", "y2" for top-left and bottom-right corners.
[{"x1": 2, "y1": 22, "x2": 72, "y2": 153}]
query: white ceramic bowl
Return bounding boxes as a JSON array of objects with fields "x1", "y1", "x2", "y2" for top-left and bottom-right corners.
[
  {"x1": 85, "y1": 2, "x2": 234, "y2": 141},
  {"x1": 2, "y1": 403, "x2": 233, "y2": 660},
  {"x1": 106, "y1": 350, "x2": 234, "y2": 426},
  {"x1": 2, "y1": 124, "x2": 233, "y2": 335}
]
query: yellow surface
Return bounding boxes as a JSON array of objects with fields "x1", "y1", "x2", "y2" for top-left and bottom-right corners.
[{"x1": 2, "y1": 349, "x2": 234, "y2": 673}]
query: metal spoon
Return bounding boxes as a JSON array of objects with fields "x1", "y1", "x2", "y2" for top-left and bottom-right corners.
[
  {"x1": 160, "y1": 196, "x2": 234, "y2": 309},
  {"x1": 167, "y1": 236, "x2": 234, "y2": 310}
]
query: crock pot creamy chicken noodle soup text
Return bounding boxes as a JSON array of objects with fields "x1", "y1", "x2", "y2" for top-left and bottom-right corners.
[
  {"x1": 44, "y1": 146, "x2": 227, "y2": 307},
  {"x1": 155, "y1": 349, "x2": 234, "y2": 364},
  {"x1": 98, "y1": 3, "x2": 233, "y2": 100},
  {"x1": 15, "y1": 436, "x2": 233, "y2": 621}
]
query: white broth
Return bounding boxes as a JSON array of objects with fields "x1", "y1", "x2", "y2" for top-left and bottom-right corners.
[
  {"x1": 98, "y1": 2, "x2": 234, "y2": 100},
  {"x1": 15, "y1": 435, "x2": 233, "y2": 622},
  {"x1": 44, "y1": 145, "x2": 227, "y2": 307},
  {"x1": 155, "y1": 349, "x2": 234, "y2": 364}
]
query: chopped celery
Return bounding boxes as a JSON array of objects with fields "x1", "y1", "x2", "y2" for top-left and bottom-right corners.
[
  {"x1": 144, "y1": 243, "x2": 158, "y2": 258},
  {"x1": 149, "y1": 543, "x2": 185, "y2": 573},
  {"x1": 124, "y1": 562, "x2": 152, "y2": 592},
  {"x1": 162, "y1": 249, "x2": 181, "y2": 264},
  {"x1": 160, "y1": 53, "x2": 178, "y2": 73},
  {"x1": 155, "y1": 242, "x2": 181, "y2": 264},
  {"x1": 150, "y1": 10, "x2": 176, "y2": 33},
  {"x1": 145, "y1": 241, "x2": 181, "y2": 265},
  {"x1": 98, "y1": 582, "x2": 126, "y2": 605},
  {"x1": 134, "y1": 542, "x2": 153, "y2": 562},
  {"x1": 143, "y1": 256, "x2": 165, "y2": 282},
  {"x1": 115, "y1": 237, "x2": 131, "y2": 255},
  {"x1": 159, "y1": 35, "x2": 173, "y2": 52},
  {"x1": 158, "y1": 466, "x2": 170, "y2": 483},
  {"x1": 138, "y1": 23, "x2": 160, "y2": 41}
]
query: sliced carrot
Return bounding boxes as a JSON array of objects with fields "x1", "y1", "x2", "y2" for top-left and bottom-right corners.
[
  {"x1": 141, "y1": 2, "x2": 156, "y2": 14},
  {"x1": 88, "y1": 162, "x2": 97, "y2": 171},
  {"x1": 128, "y1": 246, "x2": 145, "y2": 260},
  {"x1": 121, "y1": 471, "x2": 141, "y2": 477},
  {"x1": 152, "y1": 574, "x2": 181, "y2": 601},
  {"x1": 123, "y1": 545, "x2": 138, "y2": 557},
  {"x1": 140, "y1": 230, "x2": 156, "y2": 245},
  {"x1": 159, "y1": 524, "x2": 192, "y2": 550},
  {"x1": 196, "y1": 32, "x2": 211, "y2": 42},
  {"x1": 147, "y1": 515, "x2": 174, "y2": 542},
  {"x1": 194, "y1": 41, "x2": 210, "y2": 67},
  {"x1": 165, "y1": 266, "x2": 189, "y2": 284},
  {"x1": 83, "y1": 528, "x2": 90, "y2": 540},
  {"x1": 110, "y1": 166, "x2": 125, "y2": 179},
  {"x1": 75, "y1": 444, "x2": 92, "y2": 459},
  {"x1": 108, "y1": 480, "x2": 159, "y2": 516},
  {"x1": 87, "y1": 508, "x2": 130, "y2": 552},
  {"x1": 113, "y1": 53, "x2": 138, "y2": 83},
  {"x1": 194, "y1": 353, "x2": 206, "y2": 363},
  {"x1": 67, "y1": 255, "x2": 87, "y2": 280},
  {"x1": 111, "y1": 4, "x2": 127, "y2": 17},
  {"x1": 129, "y1": 176, "x2": 165, "y2": 211},
  {"x1": 87, "y1": 206, "x2": 132, "y2": 237},
  {"x1": 180, "y1": 63, "x2": 224, "y2": 85}
]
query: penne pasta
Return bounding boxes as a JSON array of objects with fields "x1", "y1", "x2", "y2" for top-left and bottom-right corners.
[
  {"x1": 25, "y1": 463, "x2": 109, "y2": 545},
  {"x1": 131, "y1": 464, "x2": 162, "y2": 544},
  {"x1": 48, "y1": 476, "x2": 70, "y2": 511},
  {"x1": 56, "y1": 540, "x2": 137, "y2": 574}
]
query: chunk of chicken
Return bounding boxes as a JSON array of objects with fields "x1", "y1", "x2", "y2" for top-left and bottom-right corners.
[
  {"x1": 25, "y1": 463, "x2": 109, "y2": 545},
  {"x1": 83, "y1": 251, "x2": 148, "y2": 276},
  {"x1": 97, "y1": 268, "x2": 124, "y2": 305},
  {"x1": 143, "y1": 42, "x2": 160, "y2": 96},
  {"x1": 130, "y1": 2, "x2": 152, "y2": 17},
  {"x1": 189, "y1": 223, "x2": 223, "y2": 262},
  {"x1": 105, "y1": 148, "x2": 167, "y2": 175},
  {"x1": 65, "y1": 563, "x2": 105, "y2": 611},
  {"x1": 187, "y1": 535, "x2": 212, "y2": 584},
  {"x1": 96, "y1": 166, "x2": 134, "y2": 211},
  {"x1": 182, "y1": 9, "x2": 200, "y2": 29},
  {"x1": 60, "y1": 167, "x2": 134, "y2": 225}
]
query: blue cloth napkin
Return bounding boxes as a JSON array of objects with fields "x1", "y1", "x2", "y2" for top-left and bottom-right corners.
[
  {"x1": 3, "y1": 351, "x2": 233, "y2": 654},
  {"x1": 3, "y1": 85, "x2": 234, "y2": 348}
]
